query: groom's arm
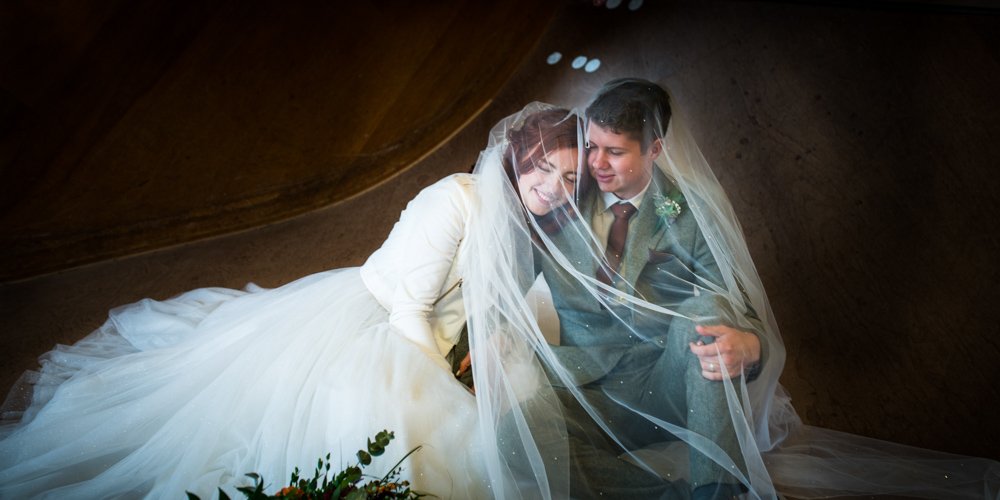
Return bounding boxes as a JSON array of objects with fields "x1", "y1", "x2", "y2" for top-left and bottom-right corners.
[{"x1": 679, "y1": 226, "x2": 768, "y2": 381}]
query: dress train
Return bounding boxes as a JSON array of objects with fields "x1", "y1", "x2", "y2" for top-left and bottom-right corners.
[{"x1": 0, "y1": 269, "x2": 488, "y2": 499}]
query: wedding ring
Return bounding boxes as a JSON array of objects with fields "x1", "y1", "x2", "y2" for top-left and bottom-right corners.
[{"x1": 708, "y1": 362, "x2": 716, "y2": 371}]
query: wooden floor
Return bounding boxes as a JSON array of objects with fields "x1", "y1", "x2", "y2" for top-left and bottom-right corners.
[{"x1": 1, "y1": 0, "x2": 999, "y2": 489}]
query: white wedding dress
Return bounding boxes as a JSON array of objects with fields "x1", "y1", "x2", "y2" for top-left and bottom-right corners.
[{"x1": 0, "y1": 174, "x2": 489, "y2": 499}]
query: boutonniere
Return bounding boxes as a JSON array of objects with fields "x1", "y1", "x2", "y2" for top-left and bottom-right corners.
[{"x1": 652, "y1": 192, "x2": 684, "y2": 225}]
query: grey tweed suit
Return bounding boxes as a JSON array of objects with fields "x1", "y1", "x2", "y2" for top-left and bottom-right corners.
[{"x1": 534, "y1": 167, "x2": 765, "y2": 498}]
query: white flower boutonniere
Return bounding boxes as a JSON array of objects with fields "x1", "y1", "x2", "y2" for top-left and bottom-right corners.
[{"x1": 653, "y1": 192, "x2": 684, "y2": 225}]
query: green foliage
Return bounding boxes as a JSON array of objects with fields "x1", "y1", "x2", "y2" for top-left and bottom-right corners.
[{"x1": 187, "y1": 430, "x2": 427, "y2": 500}]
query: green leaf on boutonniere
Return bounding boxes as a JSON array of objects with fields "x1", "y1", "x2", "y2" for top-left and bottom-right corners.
[{"x1": 652, "y1": 192, "x2": 684, "y2": 225}]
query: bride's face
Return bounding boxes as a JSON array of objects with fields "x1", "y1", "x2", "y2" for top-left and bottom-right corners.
[{"x1": 517, "y1": 147, "x2": 579, "y2": 216}]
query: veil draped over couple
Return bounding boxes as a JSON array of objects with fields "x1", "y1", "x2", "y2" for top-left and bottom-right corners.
[{"x1": 1, "y1": 79, "x2": 998, "y2": 499}]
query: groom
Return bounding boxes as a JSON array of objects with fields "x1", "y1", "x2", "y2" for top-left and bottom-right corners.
[{"x1": 537, "y1": 79, "x2": 767, "y2": 499}]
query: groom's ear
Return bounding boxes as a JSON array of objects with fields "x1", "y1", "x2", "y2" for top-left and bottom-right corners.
[{"x1": 647, "y1": 138, "x2": 663, "y2": 158}]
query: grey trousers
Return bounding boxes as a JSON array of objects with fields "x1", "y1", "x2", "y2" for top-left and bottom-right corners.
[{"x1": 501, "y1": 298, "x2": 747, "y2": 499}]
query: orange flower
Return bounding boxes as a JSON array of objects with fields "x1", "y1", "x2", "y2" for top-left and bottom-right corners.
[{"x1": 276, "y1": 486, "x2": 305, "y2": 498}]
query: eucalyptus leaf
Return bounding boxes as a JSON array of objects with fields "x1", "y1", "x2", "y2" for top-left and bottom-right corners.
[
  {"x1": 345, "y1": 489, "x2": 368, "y2": 500},
  {"x1": 192, "y1": 430, "x2": 421, "y2": 499},
  {"x1": 345, "y1": 465, "x2": 362, "y2": 483}
]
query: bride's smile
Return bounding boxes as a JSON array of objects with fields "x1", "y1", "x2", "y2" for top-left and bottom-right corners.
[{"x1": 517, "y1": 147, "x2": 579, "y2": 216}]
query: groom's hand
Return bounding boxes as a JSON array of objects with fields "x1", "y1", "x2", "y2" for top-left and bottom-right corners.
[
  {"x1": 456, "y1": 352, "x2": 472, "y2": 377},
  {"x1": 689, "y1": 325, "x2": 761, "y2": 381},
  {"x1": 456, "y1": 352, "x2": 475, "y2": 394}
]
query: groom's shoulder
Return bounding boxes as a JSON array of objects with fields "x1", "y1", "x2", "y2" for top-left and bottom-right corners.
[
  {"x1": 577, "y1": 186, "x2": 600, "y2": 215},
  {"x1": 648, "y1": 168, "x2": 677, "y2": 194}
]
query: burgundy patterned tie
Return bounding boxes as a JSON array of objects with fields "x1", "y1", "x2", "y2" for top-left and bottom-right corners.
[{"x1": 597, "y1": 202, "x2": 637, "y2": 286}]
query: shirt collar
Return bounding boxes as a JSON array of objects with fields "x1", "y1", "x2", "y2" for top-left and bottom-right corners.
[{"x1": 600, "y1": 177, "x2": 652, "y2": 212}]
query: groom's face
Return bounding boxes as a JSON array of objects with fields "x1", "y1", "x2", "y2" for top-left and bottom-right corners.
[{"x1": 586, "y1": 123, "x2": 658, "y2": 200}]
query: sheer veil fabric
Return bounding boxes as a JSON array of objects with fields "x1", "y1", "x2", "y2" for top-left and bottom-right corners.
[{"x1": 462, "y1": 90, "x2": 999, "y2": 498}]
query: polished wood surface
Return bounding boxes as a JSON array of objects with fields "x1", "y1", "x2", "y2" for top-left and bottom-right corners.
[{"x1": 0, "y1": 0, "x2": 556, "y2": 281}]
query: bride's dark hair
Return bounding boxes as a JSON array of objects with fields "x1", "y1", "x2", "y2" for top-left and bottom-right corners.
[{"x1": 501, "y1": 107, "x2": 589, "y2": 235}]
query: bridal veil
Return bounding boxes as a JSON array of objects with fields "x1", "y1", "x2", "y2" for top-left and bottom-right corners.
[{"x1": 462, "y1": 86, "x2": 998, "y2": 499}]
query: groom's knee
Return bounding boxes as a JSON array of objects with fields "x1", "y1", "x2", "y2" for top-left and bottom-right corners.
[{"x1": 668, "y1": 294, "x2": 740, "y2": 345}]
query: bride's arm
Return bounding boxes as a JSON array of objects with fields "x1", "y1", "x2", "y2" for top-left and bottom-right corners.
[{"x1": 364, "y1": 174, "x2": 473, "y2": 371}]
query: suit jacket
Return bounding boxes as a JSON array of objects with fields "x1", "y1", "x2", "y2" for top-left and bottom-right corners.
[{"x1": 542, "y1": 168, "x2": 762, "y2": 385}]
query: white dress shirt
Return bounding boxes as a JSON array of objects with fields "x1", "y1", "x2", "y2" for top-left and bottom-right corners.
[{"x1": 591, "y1": 178, "x2": 652, "y2": 247}]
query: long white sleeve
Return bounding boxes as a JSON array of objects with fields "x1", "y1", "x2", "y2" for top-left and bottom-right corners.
[{"x1": 360, "y1": 174, "x2": 473, "y2": 370}]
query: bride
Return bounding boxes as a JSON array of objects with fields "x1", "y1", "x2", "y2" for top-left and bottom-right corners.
[{"x1": 0, "y1": 104, "x2": 583, "y2": 499}]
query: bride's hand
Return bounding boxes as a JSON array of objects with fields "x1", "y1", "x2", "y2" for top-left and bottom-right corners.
[{"x1": 689, "y1": 324, "x2": 761, "y2": 381}]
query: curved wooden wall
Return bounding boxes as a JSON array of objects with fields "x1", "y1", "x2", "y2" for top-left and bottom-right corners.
[{"x1": 0, "y1": 0, "x2": 556, "y2": 281}]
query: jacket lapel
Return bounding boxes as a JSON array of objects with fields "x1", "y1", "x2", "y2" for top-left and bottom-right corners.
[{"x1": 619, "y1": 170, "x2": 673, "y2": 288}]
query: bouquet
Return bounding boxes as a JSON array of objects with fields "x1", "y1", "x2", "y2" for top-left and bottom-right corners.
[{"x1": 187, "y1": 430, "x2": 426, "y2": 500}]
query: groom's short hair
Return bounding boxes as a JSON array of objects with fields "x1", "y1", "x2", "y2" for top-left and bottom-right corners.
[{"x1": 585, "y1": 78, "x2": 670, "y2": 152}]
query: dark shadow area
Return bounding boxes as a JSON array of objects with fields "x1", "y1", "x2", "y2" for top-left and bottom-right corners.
[{"x1": 0, "y1": 0, "x2": 556, "y2": 281}]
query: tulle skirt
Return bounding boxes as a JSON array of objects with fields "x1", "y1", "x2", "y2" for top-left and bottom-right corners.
[{"x1": 0, "y1": 268, "x2": 488, "y2": 499}]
